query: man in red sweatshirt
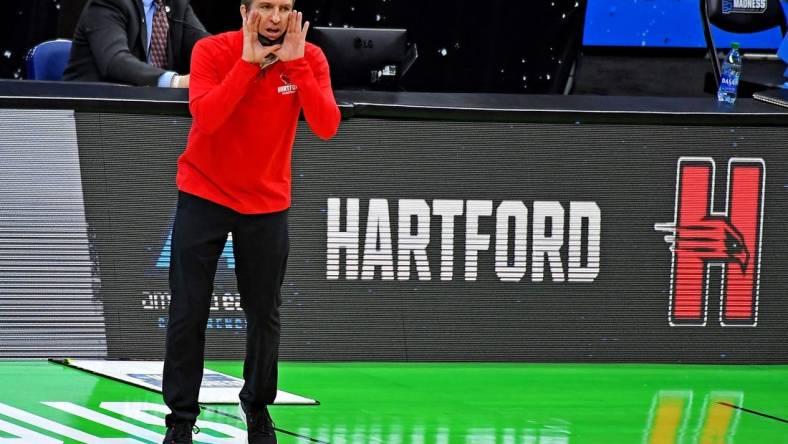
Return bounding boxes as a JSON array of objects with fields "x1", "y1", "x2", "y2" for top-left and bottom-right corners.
[{"x1": 161, "y1": 1, "x2": 340, "y2": 442}]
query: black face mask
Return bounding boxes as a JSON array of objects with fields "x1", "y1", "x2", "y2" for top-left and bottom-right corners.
[{"x1": 258, "y1": 33, "x2": 285, "y2": 46}]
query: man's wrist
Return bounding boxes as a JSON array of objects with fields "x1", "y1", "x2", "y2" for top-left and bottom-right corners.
[{"x1": 157, "y1": 71, "x2": 177, "y2": 88}]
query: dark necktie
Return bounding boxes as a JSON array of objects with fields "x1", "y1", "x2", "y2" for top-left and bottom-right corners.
[{"x1": 150, "y1": 0, "x2": 169, "y2": 68}]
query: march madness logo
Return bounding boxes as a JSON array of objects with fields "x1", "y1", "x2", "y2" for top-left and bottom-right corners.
[
  {"x1": 722, "y1": 0, "x2": 768, "y2": 14},
  {"x1": 655, "y1": 158, "x2": 764, "y2": 327}
]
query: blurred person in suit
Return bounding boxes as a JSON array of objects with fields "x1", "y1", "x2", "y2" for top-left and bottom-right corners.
[{"x1": 63, "y1": 0, "x2": 209, "y2": 87}]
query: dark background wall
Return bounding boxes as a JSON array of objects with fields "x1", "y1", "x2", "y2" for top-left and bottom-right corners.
[
  {"x1": 0, "y1": 0, "x2": 586, "y2": 93},
  {"x1": 0, "y1": 0, "x2": 61, "y2": 80}
]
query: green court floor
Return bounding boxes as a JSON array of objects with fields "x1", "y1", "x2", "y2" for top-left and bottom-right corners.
[{"x1": 0, "y1": 360, "x2": 786, "y2": 443}]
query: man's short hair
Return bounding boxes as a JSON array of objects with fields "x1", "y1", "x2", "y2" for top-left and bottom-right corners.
[{"x1": 240, "y1": 0, "x2": 295, "y2": 7}]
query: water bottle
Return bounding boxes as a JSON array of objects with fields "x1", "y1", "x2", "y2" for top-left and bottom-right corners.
[{"x1": 717, "y1": 42, "x2": 742, "y2": 105}]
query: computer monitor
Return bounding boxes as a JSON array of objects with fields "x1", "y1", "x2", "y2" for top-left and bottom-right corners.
[{"x1": 308, "y1": 27, "x2": 410, "y2": 89}]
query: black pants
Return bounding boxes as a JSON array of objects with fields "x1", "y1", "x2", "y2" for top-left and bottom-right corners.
[{"x1": 163, "y1": 191, "x2": 288, "y2": 426}]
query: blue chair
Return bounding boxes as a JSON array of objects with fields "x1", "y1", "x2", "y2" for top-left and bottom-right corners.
[{"x1": 25, "y1": 39, "x2": 73, "y2": 81}]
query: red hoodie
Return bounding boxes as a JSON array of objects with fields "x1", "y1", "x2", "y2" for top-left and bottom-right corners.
[{"x1": 177, "y1": 30, "x2": 340, "y2": 214}]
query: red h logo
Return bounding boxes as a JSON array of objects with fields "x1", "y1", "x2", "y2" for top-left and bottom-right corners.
[{"x1": 655, "y1": 158, "x2": 765, "y2": 327}]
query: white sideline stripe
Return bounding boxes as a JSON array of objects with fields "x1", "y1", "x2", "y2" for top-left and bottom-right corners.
[
  {"x1": 0, "y1": 417, "x2": 61, "y2": 443},
  {"x1": 43, "y1": 403, "x2": 163, "y2": 442},
  {"x1": 66, "y1": 360, "x2": 318, "y2": 405},
  {"x1": 0, "y1": 403, "x2": 142, "y2": 443},
  {"x1": 100, "y1": 402, "x2": 245, "y2": 443}
]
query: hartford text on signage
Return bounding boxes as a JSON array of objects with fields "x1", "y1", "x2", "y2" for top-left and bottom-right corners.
[{"x1": 326, "y1": 198, "x2": 601, "y2": 282}]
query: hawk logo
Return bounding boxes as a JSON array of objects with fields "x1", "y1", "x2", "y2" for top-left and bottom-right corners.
[{"x1": 655, "y1": 158, "x2": 765, "y2": 327}]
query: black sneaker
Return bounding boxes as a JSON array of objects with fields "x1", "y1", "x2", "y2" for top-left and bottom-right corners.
[
  {"x1": 239, "y1": 402, "x2": 277, "y2": 444},
  {"x1": 162, "y1": 422, "x2": 198, "y2": 444}
]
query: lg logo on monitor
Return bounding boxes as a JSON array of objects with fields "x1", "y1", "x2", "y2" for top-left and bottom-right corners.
[{"x1": 353, "y1": 37, "x2": 374, "y2": 49}]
